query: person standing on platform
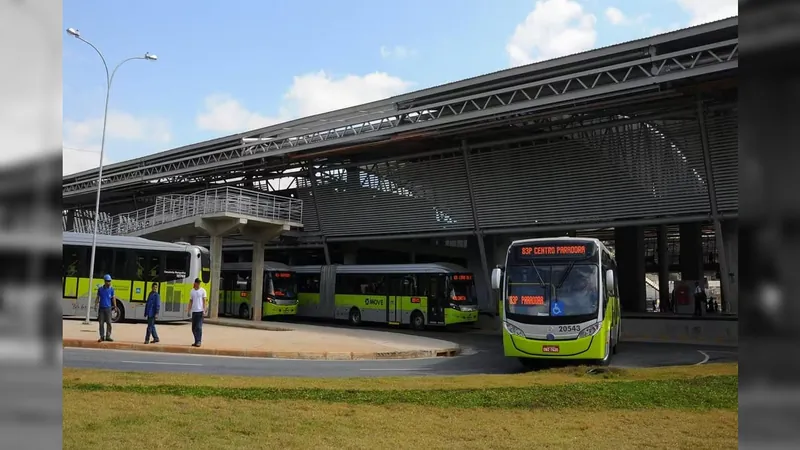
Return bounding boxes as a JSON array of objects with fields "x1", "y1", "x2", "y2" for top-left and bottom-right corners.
[
  {"x1": 188, "y1": 278, "x2": 207, "y2": 347},
  {"x1": 144, "y1": 282, "x2": 161, "y2": 344},
  {"x1": 95, "y1": 274, "x2": 117, "y2": 342}
]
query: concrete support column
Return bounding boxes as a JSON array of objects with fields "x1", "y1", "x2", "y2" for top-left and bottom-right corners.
[
  {"x1": 209, "y1": 234, "x2": 223, "y2": 319},
  {"x1": 657, "y1": 225, "x2": 671, "y2": 312},
  {"x1": 679, "y1": 222, "x2": 704, "y2": 281},
  {"x1": 614, "y1": 226, "x2": 646, "y2": 312},
  {"x1": 251, "y1": 241, "x2": 265, "y2": 321},
  {"x1": 720, "y1": 219, "x2": 738, "y2": 314}
]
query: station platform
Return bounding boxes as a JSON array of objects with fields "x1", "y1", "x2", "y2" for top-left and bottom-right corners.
[{"x1": 61, "y1": 318, "x2": 460, "y2": 360}]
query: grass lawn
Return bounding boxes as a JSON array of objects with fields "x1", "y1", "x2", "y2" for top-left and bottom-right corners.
[{"x1": 63, "y1": 363, "x2": 738, "y2": 450}]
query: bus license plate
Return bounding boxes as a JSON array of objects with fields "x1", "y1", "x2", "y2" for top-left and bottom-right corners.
[{"x1": 542, "y1": 345, "x2": 560, "y2": 353}]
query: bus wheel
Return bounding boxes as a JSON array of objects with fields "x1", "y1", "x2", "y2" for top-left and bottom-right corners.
[
  {"x1": 410, "y1": 311, "x2": 425, "y2": 331},
  {"x1": 348, "y1": 308, "x2": 362, "y2": 326},
  {"x1": 111, "y1": 304, "x2": 125, "y2": 323},
  {"x1": 239, "y1": 304, "x2": 250, "y2": 320}
]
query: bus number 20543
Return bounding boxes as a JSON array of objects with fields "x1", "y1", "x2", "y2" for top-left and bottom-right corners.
[{"x1": 558, "y1": 325, "x2": 580, "y2": 333}]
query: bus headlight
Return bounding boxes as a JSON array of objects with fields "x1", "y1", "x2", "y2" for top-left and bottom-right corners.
[
  {"x1": 577, "y1": 323, "x2": 601, "y2": 339},
  {"x1": 505, "y1": 322, "x2": 526, "y2": 338},
  {"x1": 450, "y1": 303, "x2": 461, "y2": 311}
]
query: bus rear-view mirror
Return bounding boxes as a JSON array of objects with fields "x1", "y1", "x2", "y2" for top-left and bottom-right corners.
[
  {"x1": 491, "y1": 267, "x2": 502, "y2": 290},
  {"x1": 605, "y1": 269, "x2": 615, "y2": 293}
]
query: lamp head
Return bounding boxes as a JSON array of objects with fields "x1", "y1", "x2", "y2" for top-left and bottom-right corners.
[
  {"x1": 145, "y1": 52, "x2": 158, "y2": 61},
  {"x1": 66, "y1": 27, "x2": 80, "y2": 38}
]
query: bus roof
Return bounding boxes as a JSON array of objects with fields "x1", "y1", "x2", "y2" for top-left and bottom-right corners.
[
  {"x1": 508, "y1": 236, "x2": 613, "y2": 256},
  {"x1": 63, "y1": 231, "x2": 193, "y2": 253},
  {"x1": 292, "y1": 263, "x2": 470, "y2": 275},
  {"x1": 221, "y1": 261, "x2": 292, "y2": 272}
]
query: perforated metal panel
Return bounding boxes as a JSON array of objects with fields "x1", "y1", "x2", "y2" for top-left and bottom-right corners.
[
  {"x1": 468, "y1": 118, "x2": 713, "y2": 230},
  {"x1": 704, "y1": 108, "x2": 738, "y2": 213},
  {"x1": 298, "y1": 156, "x2": 474, "y2": 237}
]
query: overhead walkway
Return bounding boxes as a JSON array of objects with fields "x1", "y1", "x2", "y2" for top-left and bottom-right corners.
[{"x1": 111, "y1": 187, "x2": 303, "y2": 320}]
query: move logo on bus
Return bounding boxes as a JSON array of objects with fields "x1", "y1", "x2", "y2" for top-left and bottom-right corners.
[
  {"x1": 365, "y1": 298, "x2": 384, "y2": 306},
  {"x1": 508, "y1": 295, "x2": 545, "y2": 306}
]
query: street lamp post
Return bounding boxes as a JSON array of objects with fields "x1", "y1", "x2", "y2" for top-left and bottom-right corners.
[{"x1": 66, "y1": 27, "x2": 157, "y2": 325}]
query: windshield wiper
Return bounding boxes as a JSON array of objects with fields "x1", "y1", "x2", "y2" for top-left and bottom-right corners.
[
  {"x1": 555, "y1": 261, "x2": 577, "y2": 289},
  {"x1": 526, "y1": 260, "x2": 547, "y2": 289}
]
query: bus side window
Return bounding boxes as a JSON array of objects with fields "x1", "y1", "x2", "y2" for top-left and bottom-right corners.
[
  {"x1": 93, "y1": 248, "x2": 113, "y2": 279},
  {"x1": 416, "y1": 274, "x2": 430, "y2": 297},
  {"x1": 402, "y1": 275, "x2": 416, "y2": 297},
  {"x1": 62, "y1": 245, "x2": 85, "y2": 278},
  {"x1": 112, "y1": 249, "x2": 134, "y2": 281},
  {"x1": 164, "y1": 252, "x2": 189, "y2": 282}
]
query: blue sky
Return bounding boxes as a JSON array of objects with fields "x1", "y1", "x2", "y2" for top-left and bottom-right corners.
[{"x1": 62, "y1": 0, "x2": 737, "y2": 175}]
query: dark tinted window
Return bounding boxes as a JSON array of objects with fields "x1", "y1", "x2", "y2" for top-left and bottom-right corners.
[
  {"x1": 93, "y1": 247, "x2": 113, "y2": 279},
  {"x1": 297, "y1": 273, "x2": 320, "y2": 292},
  {"x1": 165, "y1": 252, "x2": 190, "y2": 281},
  {"x1": 63, "y1": 245, "x2": 86, "y2": 277}
]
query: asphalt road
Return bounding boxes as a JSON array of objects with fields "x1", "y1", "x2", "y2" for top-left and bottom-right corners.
[{"x1": 63, "y1": 332, "x2": 738, "y2": 378}]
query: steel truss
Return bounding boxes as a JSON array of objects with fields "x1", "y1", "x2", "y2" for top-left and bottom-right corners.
[{"x1": 63, "y1": 37, "x2": 738, "y2": 198}]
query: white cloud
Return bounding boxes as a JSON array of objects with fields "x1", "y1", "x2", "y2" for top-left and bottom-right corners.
[
  {"x1": 196, "y1": 71, "x2": 414, "y2": 134},
  {"x1": 62, "y1": 111, "x2": 172, "y2": 175},
  {"x1": 675, "y1": 0, "x2": 738, "y2": 26},
  {"x1": 506, "y1": 0, "x2": 597, "y2": 67},
  {"x1": 62, "y1": 147, "x2": 112, "y2": 176},
  {"x1": 196, "y1": 95, "x2": 282, "y2": 133},
  {"x1": 380, "y1": 45, "x2": 417, "y2": 60},
  {"x1": 605, "y1": 7, "x2": 650, "y2": 26}
]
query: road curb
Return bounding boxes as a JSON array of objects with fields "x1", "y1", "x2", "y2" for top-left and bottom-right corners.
[{"x1": 62, "y1": 339, "x2": 461, "y2": 360}]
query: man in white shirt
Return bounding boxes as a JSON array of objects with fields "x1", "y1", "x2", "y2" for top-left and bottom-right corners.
[{"x1": 188, "y1": 278, "x2": 208, "y2": 347}]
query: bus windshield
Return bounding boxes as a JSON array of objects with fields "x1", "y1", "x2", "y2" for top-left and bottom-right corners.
[
  {"x1": 506, "y1": 264, "x2": 599, "y2": 318},
  {"x1": 269, "y1": 272, "x2": 296, "y2": 299},
  {"x1": 449, "y1": 276, "x2": 478, "y2": 306}
]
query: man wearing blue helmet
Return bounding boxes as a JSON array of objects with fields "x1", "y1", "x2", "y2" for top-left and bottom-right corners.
[{"x1": 95, "y1": 274, "x2": 118, "y2": 342}]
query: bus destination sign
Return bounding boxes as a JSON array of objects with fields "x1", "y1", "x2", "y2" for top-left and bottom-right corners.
[
  {"x1": 274, "y1": 272, "x2": 293, "y2": 279},
  {"x1": 516, "y1": 243, "x2": 592, "y2": 259}
]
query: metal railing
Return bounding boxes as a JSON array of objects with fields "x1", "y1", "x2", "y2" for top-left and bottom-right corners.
[{"x1": 111, "y1": 187, "x2": 303, "y2": 235}]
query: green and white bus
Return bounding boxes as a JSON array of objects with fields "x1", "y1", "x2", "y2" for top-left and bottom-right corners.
[
  {"x1": 62, "y1": 232, "x2": 212, "y2": 323},
  {"x1": 292, "y1": 263, "x2": 479, "y2": 330},
  {"x1": 491, "y1": 237, "x2": 621, "y2": 368},
  {"x1": 219, "y1": 261, "x2": 298, "y2": 319}
]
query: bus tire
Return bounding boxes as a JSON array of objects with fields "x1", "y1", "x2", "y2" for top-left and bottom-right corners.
[
  {"x1": 111, "y1": 304, "x2": 125, "y2": 323},
  {"x1": 348, "y1": 308, "x2": 362, "y2": 326},
  {"x1": 410, "y1": 311, "x2": 425, "y2": 331},
  {"x1": 239, "y1": 304, "x2": 249, "y2": 320}
]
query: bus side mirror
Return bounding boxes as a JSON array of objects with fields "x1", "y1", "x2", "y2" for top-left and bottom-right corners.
[
  {"x1": 491, "y1": 267, "x2": 503, "y2": 290},
  {"x1": 605, "y1": 270, "x2": 615, "y2": 294}
]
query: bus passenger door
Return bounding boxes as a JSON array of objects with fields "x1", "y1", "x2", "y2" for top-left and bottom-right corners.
[
  {"x1": 427, "y1": 275, "x2": 445, "y2": 325},
  {"x1": 386, "y1": 276, "x2": 401, "y2": 324}
]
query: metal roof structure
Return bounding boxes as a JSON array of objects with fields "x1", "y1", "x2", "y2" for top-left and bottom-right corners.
[{"x1": 63, "y1": 17, "x2": 738, "y2": 216}]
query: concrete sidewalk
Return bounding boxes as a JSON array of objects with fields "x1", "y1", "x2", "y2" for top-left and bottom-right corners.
[{"x1": 61, "y1": 319, "x2": 460, "y2": 360}]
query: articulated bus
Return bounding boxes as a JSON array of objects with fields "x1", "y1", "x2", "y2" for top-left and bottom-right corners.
[
  {"x1": 292, "y1": 263, "x2": 479, "y2": 330},
  {"x1": 491, "y1": 237, "x2": 621, "y2": 368},
  {"x1": 62, "y1": 232, "x2": 211, "y2": 323},
  {"x1": 219, "y1": 261, "x2": 298, "y2": 319}
]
